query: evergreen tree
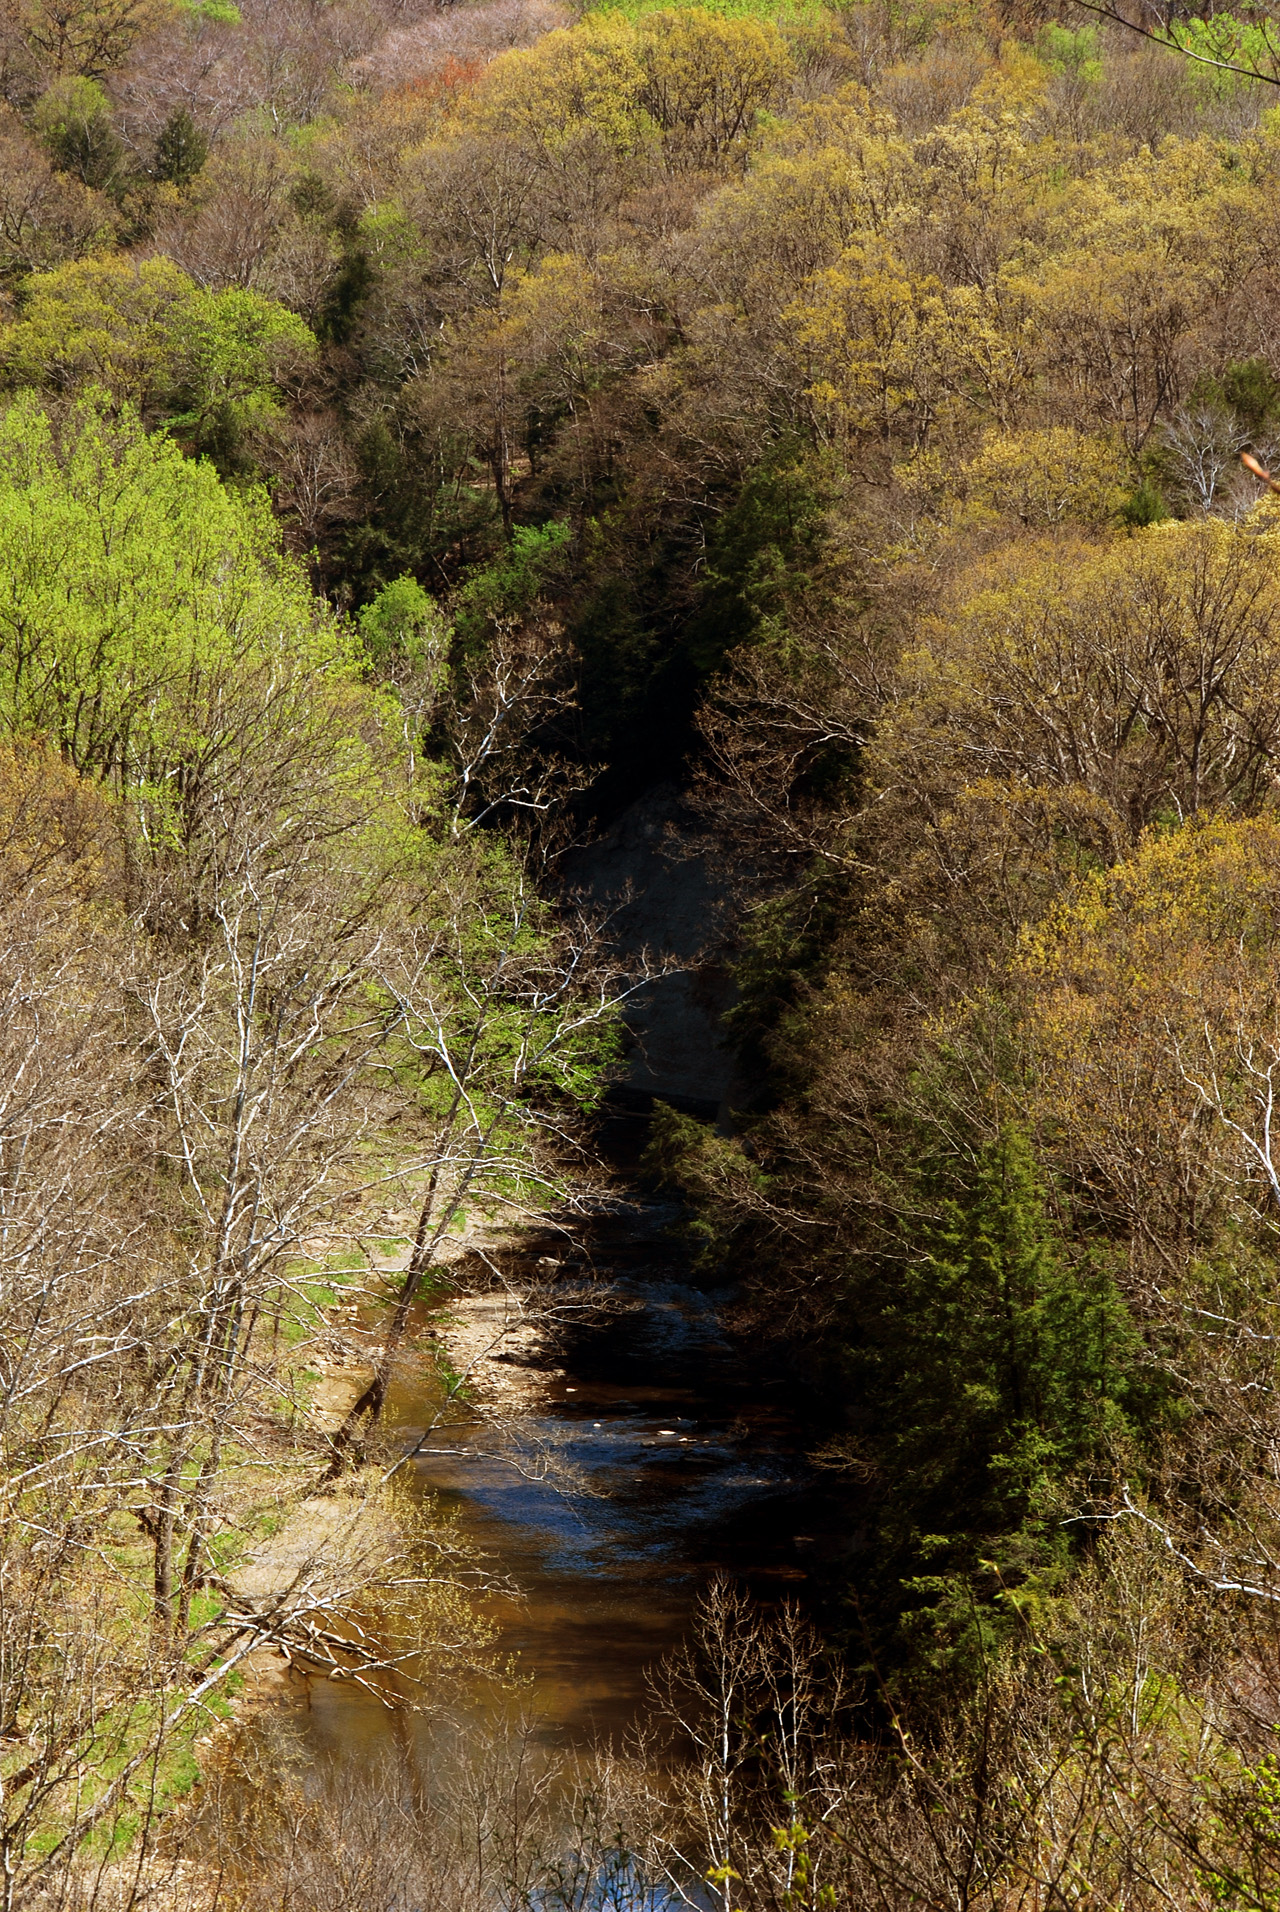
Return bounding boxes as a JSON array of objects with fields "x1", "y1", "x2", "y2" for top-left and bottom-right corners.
[
  {"x1": 153, "y1": 107, "x2": 208, "y2": 189},
  {"x1": 841, "y1": 1127, "x2": 1145, "y2": 1682}
]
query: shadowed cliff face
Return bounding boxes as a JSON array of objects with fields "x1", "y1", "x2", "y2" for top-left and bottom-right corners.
[{"x1": 565, "y1": 785, "x2": 751, "y2": 1124}]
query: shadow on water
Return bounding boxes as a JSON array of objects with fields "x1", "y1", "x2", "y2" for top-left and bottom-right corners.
[{"x1": 305, "y1": 1201, "x2": 845, "y2": 1766}]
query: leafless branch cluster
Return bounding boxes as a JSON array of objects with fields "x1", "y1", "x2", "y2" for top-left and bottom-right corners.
[{"x1": 0, "y1": 617, "x2": 641, "y2": 1900}]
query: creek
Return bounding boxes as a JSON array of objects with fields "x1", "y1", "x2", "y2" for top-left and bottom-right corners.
[
  {"x1": 302, "y1": 788, "x2": 844, "y2": 1765},
  {"x1": 306, "y1": 1192, "x2": 844, "y2": 1767}
]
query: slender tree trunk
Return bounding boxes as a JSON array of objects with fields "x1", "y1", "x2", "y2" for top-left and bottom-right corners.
[{"x1": 322, "y1": 1108, "x2": 504, "y2": 1479}]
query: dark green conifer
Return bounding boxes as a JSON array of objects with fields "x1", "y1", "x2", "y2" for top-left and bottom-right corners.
[{"x1": 153, "y1": 108, "x2": 209, "y2": 189}]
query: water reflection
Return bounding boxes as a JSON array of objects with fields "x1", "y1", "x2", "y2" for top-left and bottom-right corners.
[
  {"x1": 305, "y1": 1269, "x2": 826, "y2": 1769},
  {"x1": 527, "y1": 1851, "x2": 710, "y2": 1912}
]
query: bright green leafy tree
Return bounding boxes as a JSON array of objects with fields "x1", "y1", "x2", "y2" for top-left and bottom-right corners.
[
  {"x1": 0, "y1": 257, "x2": 314, "y2": 458},
  {"x1": 0, "y1": 392, "x2": 347, "y2": 788}
]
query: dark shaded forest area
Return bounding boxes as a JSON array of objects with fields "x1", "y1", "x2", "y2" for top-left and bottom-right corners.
[{"x1": 8, "y1": 0, "x2": 1280, "y2": 1903}]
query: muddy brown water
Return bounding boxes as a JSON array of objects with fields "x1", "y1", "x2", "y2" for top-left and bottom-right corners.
[{"x1": 302, "y1": 1206, "x2": 845, "y2": 1766}]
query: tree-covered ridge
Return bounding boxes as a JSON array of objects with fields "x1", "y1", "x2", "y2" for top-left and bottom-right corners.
[{"x1": 8, "y1": 0, "x2": 1280, "y2": 781}]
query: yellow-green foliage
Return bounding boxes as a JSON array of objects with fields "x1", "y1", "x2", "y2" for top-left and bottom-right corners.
[
  {"x1": 0, "y1": 257, "x2": 314, "y2": 447},
  {"x1": 0, "y1": 392, "x2": 348, "y2": 779}
]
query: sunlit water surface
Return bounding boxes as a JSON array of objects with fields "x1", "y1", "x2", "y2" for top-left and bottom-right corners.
[{"x1": 304, "y1": 1266, "x2": 836, "y2": 1764}]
